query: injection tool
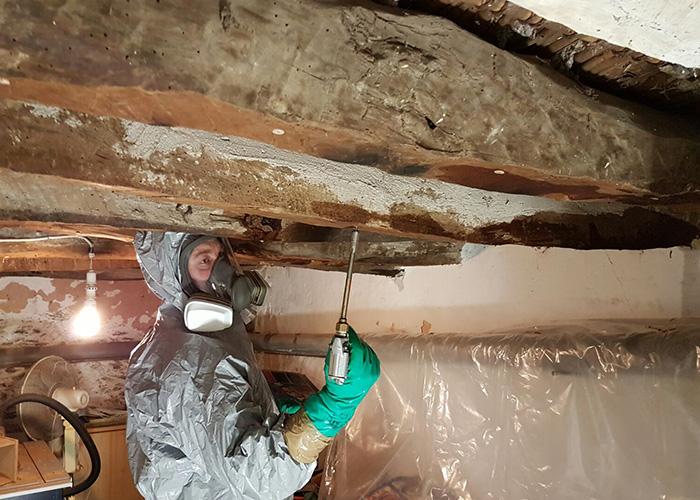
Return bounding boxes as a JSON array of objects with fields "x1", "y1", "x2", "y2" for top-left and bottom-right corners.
[{"x1": 328, "y1": 229, "x2": 360, "y2": 385}]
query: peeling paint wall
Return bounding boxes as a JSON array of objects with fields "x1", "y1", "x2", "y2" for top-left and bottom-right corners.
[
  {"x1": 0, "y1": 277, "x2": 160, "y2": 410},
  {"x1": 0, "y1": 277, "x2": 159, "y2": 346},
  {"x1": 256, "y1": 245, "x2": 700, "y2": 335}
]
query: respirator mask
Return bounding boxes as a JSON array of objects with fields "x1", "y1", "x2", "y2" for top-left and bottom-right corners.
[{"x1": 179, "y1": 236, "x2": 269, "y2": 333}]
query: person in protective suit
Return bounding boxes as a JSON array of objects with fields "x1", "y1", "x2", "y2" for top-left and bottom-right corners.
[{"x1": 125, "y1": 231, "x2": 380, "y2": 500}]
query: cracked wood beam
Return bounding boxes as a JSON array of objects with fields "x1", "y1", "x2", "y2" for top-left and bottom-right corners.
[
  {"x1": 0, "y1": 0, "x2": 698, "y2": 203},
  {"x1": 1, "y1": 100, "x2": 698, "y2": 250},
  {"x1": 233, "y1": 240, "x2": 464, "y2": 274},
  {"x1": 0, "y1": 168, "x2": 267, "y2": 240},
  {"x1": 382, "y1": 0, "x2": 700, "y2": 112}
]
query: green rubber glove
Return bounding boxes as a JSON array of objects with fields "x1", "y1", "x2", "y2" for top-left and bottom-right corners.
[
  {"x1": 277, "y1": 396, "x2": 302, "y2": 415},
  {"x1": 304, "y1": 327, "x2": 380, "y2": 437}
]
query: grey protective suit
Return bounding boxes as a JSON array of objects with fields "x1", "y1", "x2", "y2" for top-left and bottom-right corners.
[{"x1": 125, "y1": 232, "x2": 314, "y2": 500}]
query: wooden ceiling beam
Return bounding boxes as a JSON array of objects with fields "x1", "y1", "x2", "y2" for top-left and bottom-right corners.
[
  {"x1": 0, "y1": 231, "x2": 460, "y2": 277},
  {"x1": 2, "y1": 100, "x2": 699, "y2": 250},
  {"x1": 0, "y1": 168, "x2": 265, "y2": 240},
  {"x1": 0, "y1": 0, "x2": 698, "y2": 202},
  {"x1": 0, "y1": 268, "x2": 147, "y2": 281},
  {"x1": 387, "y1": 0, "x2": 700, "y2": 112},
  {"x1": 0, "y1": 238, "x2": 137, "y2": 274},
  {"x1": 233, "y1": 239, "x2": 464, "y2": 271}
]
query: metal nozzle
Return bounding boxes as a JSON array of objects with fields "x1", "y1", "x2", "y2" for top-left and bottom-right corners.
[{"x1": 339, "y1": 229, "x2": 359, "y2": 322}]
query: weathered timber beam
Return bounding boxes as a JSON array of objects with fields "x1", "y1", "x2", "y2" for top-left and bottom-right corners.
[
  {"x1": 0, "y1": 1, "x2": 698, "y2": 202},
  {"x1": 233, "y1": 240, "x2": 463, "y2": 272},
  {"x1": 0, "y1": 269, "x2": 147, "y2": 280},
  {"x1": 237, "y1": 257, "x2": 404, "y2": 277},
  {"x1": 0, "y1": 238, "x2": 137, "y2": 273},
  {"x1": 0, "y1": 241, "x2": 421, "y2": 278},
  {"x1": 0, "y1": 225, "x2": 457, "y2": 275},
  {"x1": 383, "y1": 0, "x2": 700, "y2": 112},
  {"x1": 0, "y1": 222, "x2": 457, "y2": 276},
  {"x1": 0, "y1": 233, "x2": 454, "y2": 276},
  {"x1": 0, "y1": 222, "x2": 135, "y2": 243},
  {"x1": 0, "y1": 168, "x2": 273, "y2": 240},
  {"x1": 1, "y1": 100, "x2": 698, "y2": 250}
]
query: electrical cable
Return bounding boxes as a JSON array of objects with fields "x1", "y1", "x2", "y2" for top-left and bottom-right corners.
[
  {"x1": 1, "y1": 394, "x2": 102, "y2": 497},
  {"x1": 0, "y1": 235, "x2": 94, "y2": 252}
]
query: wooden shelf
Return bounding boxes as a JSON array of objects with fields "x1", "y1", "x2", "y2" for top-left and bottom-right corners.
[{"x1": 0, "y1": 441, "x2": 70, "y2": 499}]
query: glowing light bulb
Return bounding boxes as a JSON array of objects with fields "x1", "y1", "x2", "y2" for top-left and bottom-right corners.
[
  {"x1": 73, "y1": 300, "x2": 101, "y2": 338},
  {"x1": 73, "y1": 269, "x2": 101, "y2": 338}
]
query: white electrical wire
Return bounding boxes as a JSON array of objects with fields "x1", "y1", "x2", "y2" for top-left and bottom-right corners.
[{"x1": 0, "y1": 234, "x2": 94, "y2": 252}]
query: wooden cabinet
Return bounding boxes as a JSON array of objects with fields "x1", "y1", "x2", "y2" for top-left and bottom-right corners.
[{"x1": 75, "y1": 425, "x2": 142, "y2": 500}]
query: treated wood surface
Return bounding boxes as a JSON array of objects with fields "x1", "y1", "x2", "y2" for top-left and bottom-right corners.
[
  {"x1": 0, "y1": 0, "x2": 698, "y2": 202},
  {"x1": 0, "y1": 0, "x2": 698, "y2": 254},
  {"x1": 2, "y1": 100, "x2": 699, "y2": 250},
  {"x1": 234, "y1": 239, "x2": 463, "y2": 275},
  {"x1": 0, "y1": 168, "x2": 253, "y2": 241}
]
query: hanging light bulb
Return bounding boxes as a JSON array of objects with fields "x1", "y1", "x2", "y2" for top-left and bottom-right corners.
[{"x1": 73, "y1": 253, "x2": 101, "y2": 338}]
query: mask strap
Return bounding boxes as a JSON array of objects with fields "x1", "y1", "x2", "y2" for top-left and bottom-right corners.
[{"x1": 221, "y1": 238, "x2": 244, "y2": 276}]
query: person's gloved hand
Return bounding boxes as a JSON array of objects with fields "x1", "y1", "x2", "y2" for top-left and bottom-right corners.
[
  {"x1": 304, "y1": 327, "x2": 380, "y2": 437},
  {"x1": 276, "y1": 397, "x2": 302, "y2": 415}
]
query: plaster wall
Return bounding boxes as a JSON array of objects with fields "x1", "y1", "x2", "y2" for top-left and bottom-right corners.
[
  {"x1": 0, "y1": 277, "x2": 160, "y2": 410},
  {"x1": 512, "y1": 0, "x2": 700, "y2": 67},
  {"x1": 256, "y1": 245, "x2": 700, "y2": 335}
]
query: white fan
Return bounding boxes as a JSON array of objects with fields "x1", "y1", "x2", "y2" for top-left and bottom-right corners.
[{"x1": 19, "y1": 356, "x2": 89, "y2": 441}]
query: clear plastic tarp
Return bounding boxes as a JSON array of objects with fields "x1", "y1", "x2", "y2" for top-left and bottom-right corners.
[{"x1": 321, "y1": 320, "x2": 700, "y2": 500}]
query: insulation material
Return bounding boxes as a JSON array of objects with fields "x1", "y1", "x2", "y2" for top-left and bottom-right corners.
[{"x1": 322, "y1": 321, "x2": 700, "y2": 500}]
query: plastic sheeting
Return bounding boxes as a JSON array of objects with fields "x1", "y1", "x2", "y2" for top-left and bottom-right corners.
[{"x1": 321, "y1": 321, "x2": 700, "y2": 500}]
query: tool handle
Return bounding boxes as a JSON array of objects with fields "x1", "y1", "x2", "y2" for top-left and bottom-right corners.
[{"x1": 328, "y1": 330, "x2": 350, "y2": 385}]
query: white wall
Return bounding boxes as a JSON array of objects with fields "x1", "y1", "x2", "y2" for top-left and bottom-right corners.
[
  {"x1": 512, "y1": 0, "x2": 700, "y2": 67},
  {"x1": 256, "y1": 245, "x2": 700, "y2": 335}
]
